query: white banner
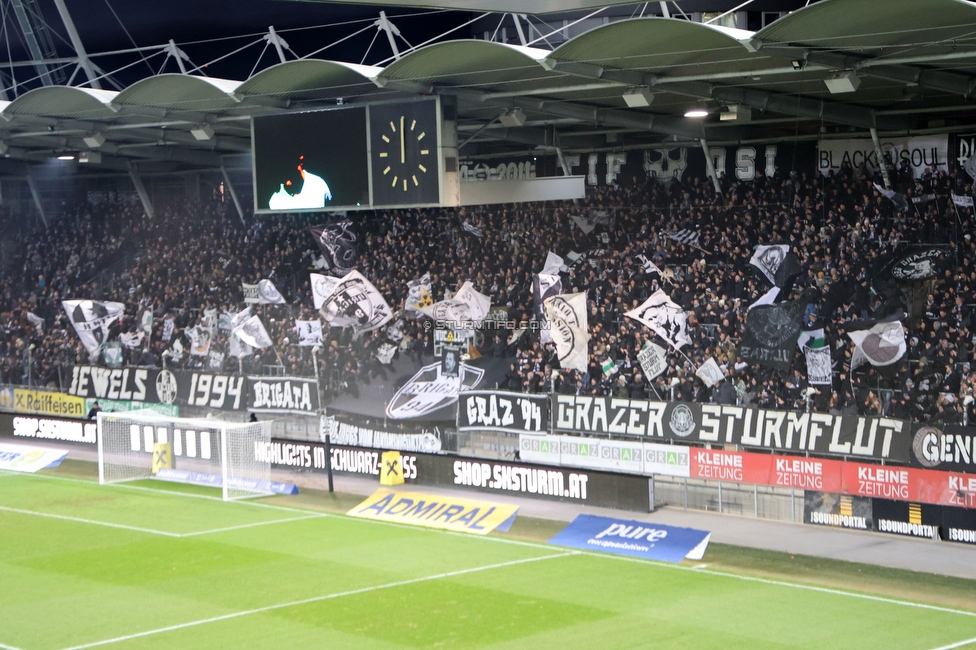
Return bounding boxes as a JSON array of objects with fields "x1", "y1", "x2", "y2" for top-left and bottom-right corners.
[
  {"x1": 295, "y1": 320, "x2": 324, "y2": 346},
  {"x1": 636, "y1": 342, "x2": 668, "y2": 380},
  {"x1": 0, "y1": 443, "x2": 68, "y2": 473},
  {"x1": 519, "y1": 434, "x2": 690, "y2": 478},
  {"x1": 817, "y1": 135, "x2": 948, "y2": 177},
  {"x1": 242, "y1": 282, "x2": 260, "y2": 304},
  {"x1": 804, "y1": 345, "x2": 833, "y2": 385},
  {"x1": 695, "y1": 358, "x2": 725, "y2": 388}
]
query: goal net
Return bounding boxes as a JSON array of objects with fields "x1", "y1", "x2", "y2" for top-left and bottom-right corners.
[{"x1": 97, "y1": 410, "x2": 273, "y2": 501}]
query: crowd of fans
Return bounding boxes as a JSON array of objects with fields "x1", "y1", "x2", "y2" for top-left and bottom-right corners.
[{"x1": 1, "y1": 154, "x2": 975, "y2": 424}]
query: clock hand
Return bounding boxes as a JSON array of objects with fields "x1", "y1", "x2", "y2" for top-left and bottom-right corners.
[{"x1": 400, "y1": 115, "x2": 405, "y2": 164}]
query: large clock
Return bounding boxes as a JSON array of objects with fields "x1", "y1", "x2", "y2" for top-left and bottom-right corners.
[{"x1": 369, "y1": 99, "x2": 441, "y2": 207}]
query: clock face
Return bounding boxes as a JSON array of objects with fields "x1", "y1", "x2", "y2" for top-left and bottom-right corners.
[{"x1": 369, "y1": 99, "x2": 440, "y2": 207}]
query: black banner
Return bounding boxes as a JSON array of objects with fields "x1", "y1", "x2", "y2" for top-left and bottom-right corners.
[
  {"x1": 247, "y1": 376, "x2": 319, "y2": 415},
  {"x1": 941, "y1": 505, "x2": 976, "y2": 545},
  {"x1": 247, "y1": 438, "x2": 650, "y2": 511},
  {"x1": 0, "y1": 413, "x2": 96, "y2": 445},
  {"x1": 803, "y1": 491, "x2": 873, "y2": 531},
  {"x1": 740, "y1": 300, "x2": 803, "y2": 370},
  {"x1": 551, "y1": 396, "x2": 911, "y2": 462},
  {"x1": 63, "y1": 366, "x2": 321, "y2": 414},
  {"x1": 322, "y1": 413, "x2": 443, "y2": 453},
  {"x1": 910, "y1": 424, "x2": 976, "y2": 473},
  {"x1": 457, "y1": 391, "x2": 548, "y2": 433},
  {"x1": 872, "y1": 498, "x2": 942, "y2": 539},
  {"x1": 420, "y1": 456, "x2": 650, "y2": 510}
]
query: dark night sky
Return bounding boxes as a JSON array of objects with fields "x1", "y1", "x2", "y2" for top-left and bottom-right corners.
[{"x1": 9, "y1": 1, "x2": 470, "y2": 87}]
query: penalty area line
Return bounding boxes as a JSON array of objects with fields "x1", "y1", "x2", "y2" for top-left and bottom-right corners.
[
  {"x1": 59, "y1": 551, "x2": 578, "y2": 650},
  {"x1": 179, "y1": 513, "x2": 328, "y2": 537},
  {"x1": 931, "y1": 636, "x2": 976, "y2": 650},
  {"x1": 0, "y1": 505, "x2": 180, "y2": 538}
]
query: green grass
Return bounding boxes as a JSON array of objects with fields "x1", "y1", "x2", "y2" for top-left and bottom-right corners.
[{"x1": 1, "y1": 464, "x2": 976, "y2": 649}]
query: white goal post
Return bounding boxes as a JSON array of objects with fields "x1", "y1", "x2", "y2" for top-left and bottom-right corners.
[{"x1": 96, "y1": 410, "x2": 273, "y2": 501}]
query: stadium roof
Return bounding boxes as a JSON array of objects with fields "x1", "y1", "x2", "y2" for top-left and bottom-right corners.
[{"x1": 0, "y1": 0, "x2": 974, "y2": 174}]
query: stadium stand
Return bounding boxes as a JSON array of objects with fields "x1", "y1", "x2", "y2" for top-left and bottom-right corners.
[{"x1": 1, "y1": 154, "x2": 973, "y2": 424}]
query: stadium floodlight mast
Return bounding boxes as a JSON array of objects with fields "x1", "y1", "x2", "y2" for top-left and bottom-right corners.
[{"x1": 96, "y1": 409, "x2": 272, "y2": 501}]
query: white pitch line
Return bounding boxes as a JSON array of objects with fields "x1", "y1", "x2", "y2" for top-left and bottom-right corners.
[
  {"x1": 931, "y1": 636, "x2": 976, "y2": 650},
  {"x1": 0, "y1": 505, "x2": 180, "y2": 538},
  {"x1": 178, "y1": 514, "x2": 327, "y2": 537},
  {"x1": 60, "y1": 551, "x2": 577, "y2": 650},
  {"x1": 0, "y1": 504, "x2": 329, "y2": 539},
  {"x1": 14, "y1": 470, "x2": 976, "y2": 620},
  {"x1": 0, "y1": 641, "x2": 26, "y2": 650},
  {"x1": 580, "y1": 551, "x2": 976, "y2": 619}
]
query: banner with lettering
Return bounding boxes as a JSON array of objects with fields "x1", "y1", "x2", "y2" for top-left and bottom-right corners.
[{"x1": 550, "y1": 396, "x2": 910, "y2": 462}]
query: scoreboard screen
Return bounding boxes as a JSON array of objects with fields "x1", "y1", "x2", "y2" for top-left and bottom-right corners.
[{"x1": 252, "y1": 98, "x2": 446, "y2": 213}]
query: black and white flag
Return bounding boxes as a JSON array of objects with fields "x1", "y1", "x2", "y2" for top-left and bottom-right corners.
[
  {"x1": 873, "y1": 183, "x2": 910, "y2": 213},
  {"x1": 669, "y1": 229, "x2": 700, "y2": 248},
  {"x1": 912, "y1": 193, "x2": 936, "y2": 204},
  {"x1": 318, "y1": 270, "x2": 393, "y2": 335},
  {"x1": 541, "y1": 251, "x2": 564, "y2": 275},
  {"x1": 636, "y1": 341, "x2": 668, "y2": 380},
  {"x1": 804, "y1": 345, "x2": 832, "y2": 385},
  {"x1": 295, "y1": 320, "x2": 324, "y2": 346},
  {"x1": 376, "y1": 342, "x2": 398, "y2": 365},
  {"x1": 533, "y1": 272, "x2": 562, "y2": 343},
  {"x1": 543, "y1": 292, "x2": 589, "y2": 373},
  {"x1": 624, "y1": 290, "x2": 691, "y2": 350},
  {"x1": 310, "y1": 273, "x2": 341, "y2": 310},
  {"x1": 696, "y1": 358, "x2": 725, "y2": 388},
  {"x1": 62, "y1": 300, "x2": 125, "y2": 355},
  {"x1": 161, "y1": 316, "x2": 175, "y2": 343},
  {"x1": 242, "y1": 282, "x2": 260, "y2": 304},
  {"x1": 740, "y1": 300, "x2": 804, "y2": 370},
  {"x1": 119, "y1": 331, "x2": 145, "y2": 350},
  {"x1": 26, "y1": 311, "x2": 44, "y2": 334},
  {"x1": 310, "y1": 221, "x2": 358, "y2": 275},
  {"x1": 186, "y1": 325, "x2": 211, "y2": 356},
  {"x1": 750, "y1": 245, "x2": 790, "y2": 286},
  {"x1": 257, "y1": 279, "x2": 287, "y2": 305},
  {"x1": 421, "y1": 281, "x2": 491, "y2": 328},
  {"x1": 635, "y1": 254, "x2": 663, "y2": 276},
  {"x1": 208, "y1": 350, "x2": 225, "y2": 370},
  {"x1": 847, "y1": 318, "x2": 906, "y2": 370},
  {"x1": 952, "y1": 193, "x2": 975, "y2": 208},
  {"x1": 233, "y1": 314, "x2": 274, "y2": 349},
  {"x1": 404, "y1": 273, "x2": 433, "y2": 314},
  {"x1": 462, "y1": 221, "x2": 484, "y2": 237},
  {"x1": 889, "y1": 248, "x2": 944, "y2": 282}
]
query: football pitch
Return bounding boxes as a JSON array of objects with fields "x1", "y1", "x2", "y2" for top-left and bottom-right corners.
[{"x1": 3, "y1": 466, "x2": 976, "y2": 650}]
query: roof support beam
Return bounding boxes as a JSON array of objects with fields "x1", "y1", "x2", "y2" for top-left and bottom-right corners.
[
  {"x1": 51, "y1": 0, "x2": 101, "y2": 89},
  {"x1": 221, "y1": 164, "x2": 246, "y2": 225},
  {"x1": 128, "y1": 162, "x2": 155, "y2": 219},
  {"x1": 25, "y1": 166, "x2": 47, "y2": 227}
]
